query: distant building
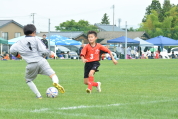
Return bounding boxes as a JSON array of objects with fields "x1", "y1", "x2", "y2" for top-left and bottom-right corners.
[
  {"x1": 0, "y1": 20, "x2": 24, "y2": 40},
  {"x1": 37, "y1": 31, "x2": 88, "y2": 44},
  {"x1": 97, "y1": 31, "x2": 150, "y2": 44},
  {"x1": 94, "y1": 23, "x2": 124, "y2": 32}
]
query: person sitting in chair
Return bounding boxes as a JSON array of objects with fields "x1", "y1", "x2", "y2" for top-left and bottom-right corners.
[{"x1": 171, "y1": 51, "x2": 176, "y2": 59}]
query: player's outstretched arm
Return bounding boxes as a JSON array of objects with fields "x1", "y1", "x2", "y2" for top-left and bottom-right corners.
[
  {"x1": 81, "y1": 56, "x2": 88, "y2": 63},
  {"x1": 108, "y1": 52, "x2": 118, "y2": 65}
]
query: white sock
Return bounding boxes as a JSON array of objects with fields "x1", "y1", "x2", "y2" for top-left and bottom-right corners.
[
  {"x1": 26, "y1": 81, "x2": 41, "y2": 97},
  {"x1": 51, "y1": 75, "x2": 59, "y2": 84}
]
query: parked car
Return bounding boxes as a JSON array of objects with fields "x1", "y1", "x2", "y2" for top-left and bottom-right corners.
[
  {"x1": 69, "y1": 51, "x2": 79, "y2": 59},
  {"x1": 167, "y1": 47, "x2": 178, "y2": 57}
]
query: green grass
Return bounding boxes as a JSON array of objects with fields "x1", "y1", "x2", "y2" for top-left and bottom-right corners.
[{"x1": 0, "y1": 59, "x2": 178, "y2": 119}]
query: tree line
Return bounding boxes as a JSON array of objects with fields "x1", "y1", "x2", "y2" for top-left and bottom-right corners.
[
  {"x1": 55, "y1": 0, "x2": 178, "y2": 39},
  {"x1": 139, "y1": 0, "x2": 178, "y2": 39}
]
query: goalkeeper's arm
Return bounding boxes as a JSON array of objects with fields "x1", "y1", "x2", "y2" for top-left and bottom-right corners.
[{"x1": 10, "y1": 42, "x2": 18, "y2": 57}]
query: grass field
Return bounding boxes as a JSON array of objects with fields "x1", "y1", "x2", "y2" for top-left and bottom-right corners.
[{"x1": 0, "y1": 59, "x2": 178, "y2": 119}]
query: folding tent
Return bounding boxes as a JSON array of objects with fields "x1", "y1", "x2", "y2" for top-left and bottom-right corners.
[
  {"x1": 48, "y1": 35, "x2": 81, "y2": 45},
  {"x1": 8, "y1": 36, "x2": 42, "y2": 45},
  {"x1": 107, "y1": 36, "x2": 140, "y2": 44},
  {"x1": 146, "y1": 36, "x2": 178, "y2": 46},
  {"x1": 0, "y1": 37, "x2": 8, "y2": 54},
  {"x1": 0, "y1": 37, "x2": 8, "y2": 44},
  {"x1": 134, "y1": 37, "x2": 153, "y2": 46}
]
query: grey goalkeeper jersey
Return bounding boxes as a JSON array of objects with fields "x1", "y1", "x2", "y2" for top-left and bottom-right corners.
[{"x1": 10, "y1": 36, "x2": 50, "y2": 64}]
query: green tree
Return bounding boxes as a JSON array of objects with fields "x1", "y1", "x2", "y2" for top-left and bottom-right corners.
[
  {"x1": 142, "y1": 0, "x2": 162, "y2": 22},
  {"x1": 161, "y1": 16, "x2": 173, "y2": 37},
  {"x1": 101, "y1": 13, "x2": 110, "y2": 24},
  {"x1": 159, "y1": 0, "x2": 172, "y2": 22},
  {"x1": 168, "y1": 6, "x2": 178, "y2": 39},
  {"x1": 128, "y1": 27, "x2": 135, "y2": 31},
  {"x1": 140, "y1": 10, "x2": 162, "y2": 38},
  {"x1": 55, "y1": 19, "x2": 98, "y2": 33},
  {"x1": 140, "y1": 2, "x2": 178, "y2": 39}
]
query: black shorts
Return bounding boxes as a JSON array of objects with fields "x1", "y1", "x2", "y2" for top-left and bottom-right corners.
[{"x1": 84, "y1": 61, "x2": 100, "y2": 78}]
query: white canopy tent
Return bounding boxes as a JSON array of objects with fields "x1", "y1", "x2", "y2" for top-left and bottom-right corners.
[{"x1": 134, "y1": 37, "x2": 154, "y2": 46}]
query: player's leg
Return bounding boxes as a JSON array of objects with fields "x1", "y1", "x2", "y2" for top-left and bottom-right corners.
[
  {"x1": 25, "y1": 63, "x2": 42, "y2": 99},
  {"x1": 86, "y1": 70, "x2": 96, "y2": 93},
  {"x1": 26, "y1": 80, "x2": 42, "y2": 99},
  {"x1": 88, "y1": 71, "x2": 101, "y2": 92},
  {"x1": 50, "y1": 74, "x2": 65, "y2": 93},
  {"x1": 84, "y1": 62, "x2": 92, "y2": 93},
  {"x1": 38, "y1": 58, "x2": 65, "y2": 93},
  {"x1": 88, "y1": 70, "x2": 99, "y2": 87},
  {"x1": 89, "y1": 61, "x2": 101, "y2": 92},
  {"x1": 84, "y1": 78, "x2": 89, "y2": 85}
]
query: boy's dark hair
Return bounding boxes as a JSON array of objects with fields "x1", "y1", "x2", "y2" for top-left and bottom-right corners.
[
  {"x1": 87, "y1": 31, "x2": 97, "y2": 37},
  {"x1": 43, "y1": 34, "x2": 46, "y2": 36},
  {"x1": 23, "y1": 24, "x2": 36, "y2": 35}
]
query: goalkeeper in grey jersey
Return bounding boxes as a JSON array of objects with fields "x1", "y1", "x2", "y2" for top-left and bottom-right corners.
[{"x1": 10, "y1": 24, "x2": 65, "y2": 99}]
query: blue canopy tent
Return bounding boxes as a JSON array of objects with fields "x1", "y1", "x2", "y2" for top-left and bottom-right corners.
[
  {"x1": 48, "y1": 35, "x2": 82, "y2": 59},
  {"x1": 107, "y1": 36, "x2": 140, "y2": 45},
  {"x1": 146, "y1": 36, "x2": 178, "y2": 51},
  {"x1": 48, "y1": 35, "x2": 81, "y2": 52},
  {"x1": 107, "y1": 36, "x2": 140, "y2": 59},
  {"x1": 48, "y1": 35, "x2": 81, "y2": 45},
  {"x1": 55, "y1": 39, "x2": 81, "y2": 45},
  {"x1": 146, "y1": 36, "x2": 178, "y2": 46},
  {"x1": 48, "y1": 35, "x2": 68, "y2": 45},
  {"x1": 8, "y1": 36, "x2": 42, "y2": 45}
]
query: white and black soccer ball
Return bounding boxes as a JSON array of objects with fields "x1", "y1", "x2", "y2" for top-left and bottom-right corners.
[{"x1": 46, "y1": 87, "x2": 58, "y2": 98}]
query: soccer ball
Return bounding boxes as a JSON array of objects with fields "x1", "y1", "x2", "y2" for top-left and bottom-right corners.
[{"x1": 46, "y1": 87, "x2": 58, "y2": 98}]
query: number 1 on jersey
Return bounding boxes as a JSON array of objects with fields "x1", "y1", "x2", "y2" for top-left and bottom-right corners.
[{"x1": 90, "y1": 54, "x2": 94, "y2": 59}]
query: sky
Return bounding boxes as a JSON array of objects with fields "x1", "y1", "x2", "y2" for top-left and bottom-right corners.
[{"x1": 0, "y1": 0, "x2": 178, "y2": 32}]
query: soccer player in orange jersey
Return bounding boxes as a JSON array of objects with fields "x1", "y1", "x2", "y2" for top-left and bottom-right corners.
[{"x1": 80, "y1": 31, "x2": 118, "y2": 93}]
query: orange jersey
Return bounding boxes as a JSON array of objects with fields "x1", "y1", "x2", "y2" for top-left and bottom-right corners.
[{"x1": 80, "y1": 43, "x2": 111, "y2": 62}]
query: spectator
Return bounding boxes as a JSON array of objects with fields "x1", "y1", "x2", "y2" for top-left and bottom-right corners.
[
  {"x1": 155, "y1": 51, "x2": 159, "y2": 59},
  {"x1": 58, "y1": 52, "x2": 64, "y2": 59},
  {"x1": 147, "y1": 49, "x2": 151, "y2": 59},
  {"x1": 135, "y1": 52, "x2": 139, "y2": 59},
  {"x1": 41, "y1": 34, "x2": 48, "y2": 49},
  {"x1": 134, "y1": 46, "x2": 138, "y2": 58},
  {"x1": 0, "y1": 54, "x2": 3, "y2": 60},
  {"x1": 41, "y1": 34, "x2": 48, "y2": 59},
  {"x1": 78, "y1": 44, "x2": 85, "y2": 55},
  {"x1": 3, "y1": 53, "x2": 10, "y2": 60},
  {"x1": 139, "y1": 47, "x2": 142, "y2": 56},
  {"x1": 11, "y1": 55, "x2": 18, "y2": 60},
  {"x1": 151, "y1": 52, "x2": 155, "y2": 59},
  {"x1": 127, "y1": 46, "x2": 131, "y2": 56},
  {"x1": 121, "y1": 46, "x2": 125, "y2": 59},
  {"x1": 9, "y1": 54, "x2": 12, "y2": 60},
  {"x1": 171, "y1": 51, "x2": 176, "y2": 59}
]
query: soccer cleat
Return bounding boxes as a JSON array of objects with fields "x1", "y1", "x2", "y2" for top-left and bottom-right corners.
[
  {"x1": 36, "y1": 96, "x2": 42, "y2": 99},
  {"x1": 53, "y1": 83, "x2": 65, "y2": 93},
  {"x1": 86, "y1": 88, "x2": 91, "y2": 94},
  {"x1": 96, "y1": 82, "x2": 101, "y2": 92}
]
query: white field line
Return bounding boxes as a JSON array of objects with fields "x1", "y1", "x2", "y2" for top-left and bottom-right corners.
[
  {"x1": 60, "y1": 98, "x2": 178, "y2": 110},
  {"x1": 1, "y1": 98, "x2": 178, "y2": 114}
]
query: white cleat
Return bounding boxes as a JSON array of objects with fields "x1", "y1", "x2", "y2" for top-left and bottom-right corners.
[{"x1": 96, "y1": 82, "x2": 101, "y2": 92}]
